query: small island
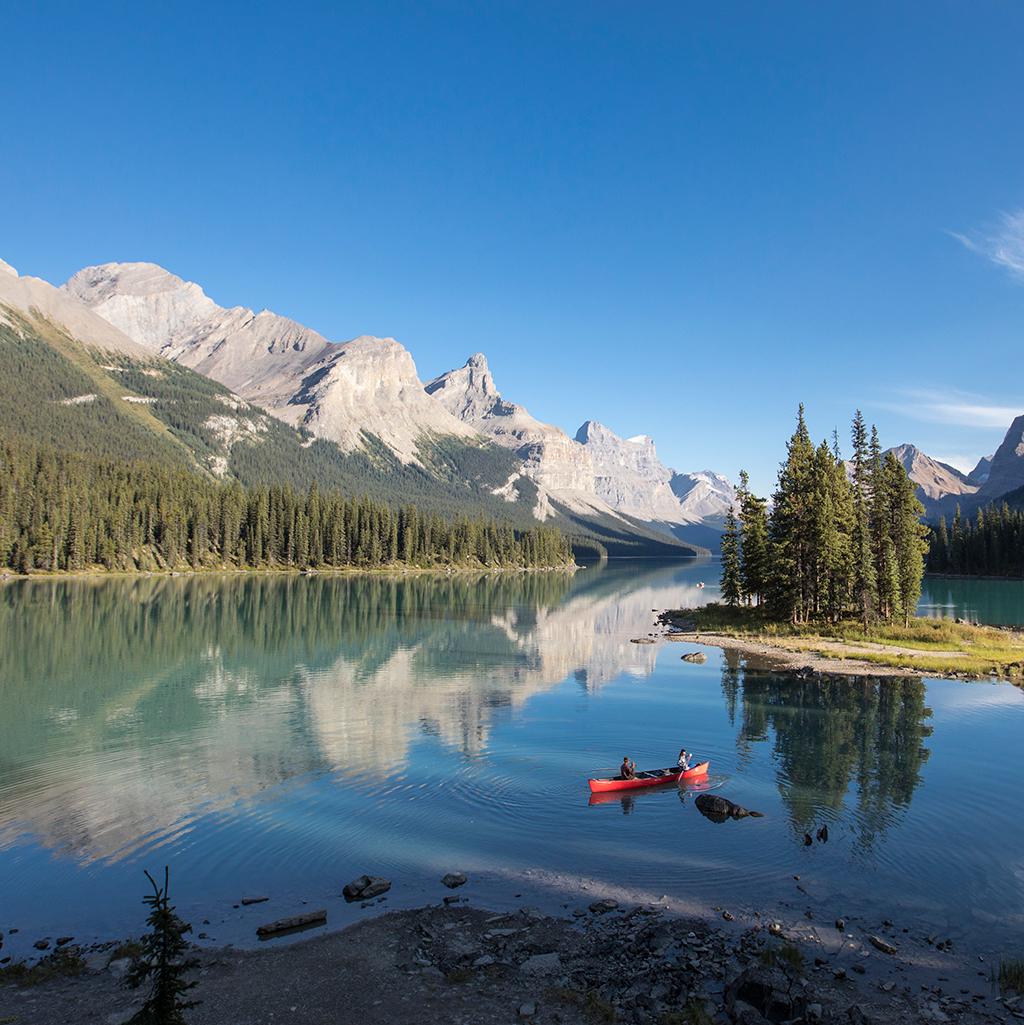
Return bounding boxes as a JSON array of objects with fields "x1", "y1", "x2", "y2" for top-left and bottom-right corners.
[
  {"x1": 661, "y1": 604, "x2": 1024, "y2": 682},
  {"x1": 665, "y1": 408, "x2": 1024, "y2": 683}
]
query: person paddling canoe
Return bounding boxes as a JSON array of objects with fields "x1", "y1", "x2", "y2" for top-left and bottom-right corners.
[
  {"x1": 620, "y1": 756, "x2": 637, "y2": 780},
  {"x1": 677, "y1": 748, "x2": 692, "y2": 770}
]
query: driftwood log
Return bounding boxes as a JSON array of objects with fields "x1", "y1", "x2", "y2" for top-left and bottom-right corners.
[{"x1": 256, "y1": 910, "x2": 327, "y2": 938}]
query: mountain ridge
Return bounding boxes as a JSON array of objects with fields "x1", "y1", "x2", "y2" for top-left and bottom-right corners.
[
  {"x1": 66, "y1": 262, "x2": 480, "y2": 465},
  {"x1": 1, "y1": 257, "x2": 706, "y2": 556}
]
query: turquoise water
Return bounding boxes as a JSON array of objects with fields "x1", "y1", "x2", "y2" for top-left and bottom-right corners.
[
  {"x1": 920, "y1": 574, "x2": 1024, "y2": 626},
  {"x1": 1, "y1": 563, "x2": 1023, "y2": 962}
]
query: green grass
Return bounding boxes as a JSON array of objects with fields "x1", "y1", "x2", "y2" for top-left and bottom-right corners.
[
  {"x1": 1000, "y1": 958, "x2": 1024, "y2": 992},
  {"x1": 0, "y1": 948, "x2": 87, "y2": 987},
  {"x1": 759, "y1": 941, "x2": 805, "y2": 974},
  {"x1": 679, "y1": 604, "x2": 1024, "y2": 681},
  {"x1": 107, "y1": 939, "x2": 144, "y2": 964}
]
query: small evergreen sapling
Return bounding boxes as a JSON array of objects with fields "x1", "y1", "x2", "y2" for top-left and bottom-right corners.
[{"x1": 126, "y1": 867, "x2": 199, "y2": 1025}]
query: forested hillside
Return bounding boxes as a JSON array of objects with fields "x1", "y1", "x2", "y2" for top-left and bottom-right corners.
[
  {"x1": 0, "y1": 440, "x2": 573, "y2": 573},
  {"x1": 926, "y1": 502, "x2": 1024, "y2": 577},
  {"x1": 0, "y1": 309, "x2": 697, "y2": 559}
]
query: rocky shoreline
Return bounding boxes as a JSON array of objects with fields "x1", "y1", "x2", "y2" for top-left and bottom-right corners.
[{"x1": 2, "y1": 891, "x2": 1015, "y2": 1025}]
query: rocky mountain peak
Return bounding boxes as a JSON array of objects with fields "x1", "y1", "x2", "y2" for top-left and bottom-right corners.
[
  {"x1": 669, "y1": 470, "x2": 736, "y2": 524},
  {"x1": 887, "y1": 443, "x2": 977, "y2": 503},
  {"x1": 0, "y1": 262, "x2": 151, "y2": 357},
  {"x1": 66, "y1": 261, "x2": 478, "y2": 465},
  {"x1": 65, "y1": 262, "x2": 221, "y2": 352},
  {"x1": 969, "y1": 454, "x2": 993, "y2": 485},
  {"x1": 979, "y1": 414, "x2": 1024, "y2": 498},
  {"x1": 576, "y1": 420, "x2": 688, "y2": 523},
  {"x1": 425, "y1": 353, "x2": 507, "y2": 423}
]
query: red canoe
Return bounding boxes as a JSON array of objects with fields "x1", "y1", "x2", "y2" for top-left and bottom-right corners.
[{"x1": 587, "y1": 761, "x2": 709, "y2": 793}]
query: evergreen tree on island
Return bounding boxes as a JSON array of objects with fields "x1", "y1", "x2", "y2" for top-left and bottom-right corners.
[
  {"x1": 720, "y1": 505, "x2": 742, "y2": 606},
  {"x1": 720, "y1": 406, "x2": 928, "y2": 627}
]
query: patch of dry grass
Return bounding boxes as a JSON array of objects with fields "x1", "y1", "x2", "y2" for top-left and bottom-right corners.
[{"x1": 680, "y1": 605, "x2": 1024, "y2": 681}]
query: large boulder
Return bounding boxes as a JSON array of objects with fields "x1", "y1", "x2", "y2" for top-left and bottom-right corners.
[{"x1": 725, "y1": 965, "x2": 806, "y2": 1023}]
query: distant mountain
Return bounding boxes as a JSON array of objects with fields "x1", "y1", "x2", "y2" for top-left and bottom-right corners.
[
  {"x1": 669, "y1": 470, "x2": 736, "y2": 524},
  {"x1": 902, "y1": 416, "x2": 1024, "y2": 522},
  {"x1": 887, "y1": 444, "x2": 979, "y2": 509},
  {"x1": 426, "y1": 353, "x2": 598, "y2": 512},
  {"x1": 969, "y1": 454, "x2": 992, "y2": 485},
  {"x1": 428, "y1": 354, "x2": 734, "y2": 548},
  {"x1": 575, "y1": 420, "x2": 686, "y2": 523},
  {"x1": 976, "y1": 415, "x2": 1024, "y2": 501},
  {"x1": 1, "y1": 259, "x2": 151, "y2": 359}
]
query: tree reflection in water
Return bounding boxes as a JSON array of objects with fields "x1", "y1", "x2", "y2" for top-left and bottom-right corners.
[{"x1": 728, "y1": 660, "x2": 932, "y2": 850}]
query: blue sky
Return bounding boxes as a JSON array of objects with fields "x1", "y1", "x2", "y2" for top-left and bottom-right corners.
[{"x1": 2, "y1": 2, "x2": 1023, "y2": 494}]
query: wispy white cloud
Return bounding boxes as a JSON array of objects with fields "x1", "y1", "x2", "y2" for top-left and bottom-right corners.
[
  {"x1": 930, "y1": 453, "x2": 979, "y2": 475},
  {"x1": 950, "y1": 209, "x2": 1024, "y2": 280},
  {"x1": 875, "y1": 389, "x2": 1021, "y2": 430}
]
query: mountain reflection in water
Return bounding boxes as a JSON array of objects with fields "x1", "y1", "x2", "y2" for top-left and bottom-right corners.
[
  {"x1": 3, "y1": 560, "x2": 1021, "y2": 963},
  {"x1": 0, "y1": 564, "x2": 707, "y2": 862}
]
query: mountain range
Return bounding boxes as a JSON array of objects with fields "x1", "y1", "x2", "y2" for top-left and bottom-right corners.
[
  {"x1": 890, "y1": 434, "x2": 1024, "y2": 520},
  {"x1": 5, "y1": 254, "x2": 1022, "y2": 542},
  {"x1": 1, "y1": 258, "x2": 735, "y2": 557}
]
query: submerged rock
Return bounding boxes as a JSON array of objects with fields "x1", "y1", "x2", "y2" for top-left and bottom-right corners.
[
  {"x1": 680, "y1": 651, "x2": 707, "y2": 663},
  {"x1": 343, "y1": 875, "x2": 391, "y2": 902},
  {"x1": 441, "y1": 872, "x2": 468, "y2": 889},
  {"x1": 695, "y1": 793, "x2": 764, "y2": 823}
]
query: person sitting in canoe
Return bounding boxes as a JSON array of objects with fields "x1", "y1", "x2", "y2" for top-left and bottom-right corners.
[
  {"x1": 620, "y1": 756, "x2": 637, "y2": 780},
  {"x1": 677, "y1": 748, "x2": 692, "y2": 770}
]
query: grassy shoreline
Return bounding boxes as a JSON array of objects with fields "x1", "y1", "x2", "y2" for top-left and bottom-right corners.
[{"x1": 662, "y1": 604, "x2": 1024, "y2": 682}]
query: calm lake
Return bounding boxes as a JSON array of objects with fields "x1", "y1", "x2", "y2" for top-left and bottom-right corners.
[{"x1": 1, "y1": 562, "x2": 1022, "y2": 962}]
